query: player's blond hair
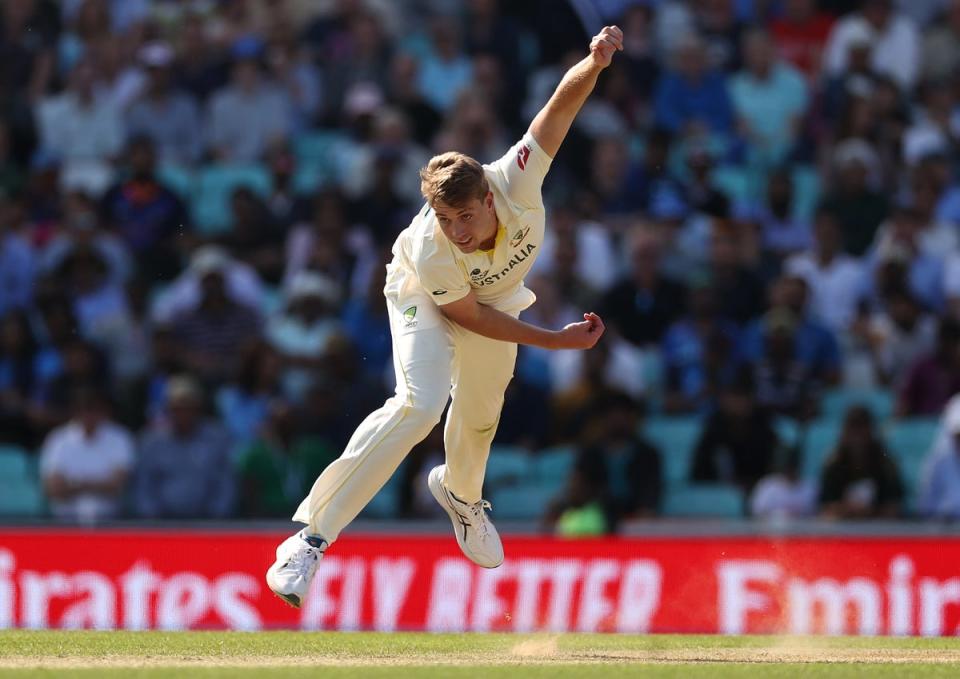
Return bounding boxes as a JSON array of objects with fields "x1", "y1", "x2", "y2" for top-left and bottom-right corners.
[{"x1": 419, "y1": 152, "x2": 488, "y2": 207}]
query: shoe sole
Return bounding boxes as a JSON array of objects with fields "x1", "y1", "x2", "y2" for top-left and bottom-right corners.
[
  {"x1": 428, "y1": 466, "x2": 503, "y2": 569},
  {"x1": 265, "y1": 568, "x2": 302, "y2": 609}
]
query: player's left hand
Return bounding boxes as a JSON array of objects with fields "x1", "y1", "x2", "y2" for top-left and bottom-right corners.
[{"x1": 589, "y1": 25, "x2": 623, "y2": 69}]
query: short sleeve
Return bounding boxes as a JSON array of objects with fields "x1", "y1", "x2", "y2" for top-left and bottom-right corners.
[
  {"x1": 415, "y1": 250, "x2": 471, "y2": 306},
  {"x1": 486, "y1": 132, "x2": 553, "y2": 209}
]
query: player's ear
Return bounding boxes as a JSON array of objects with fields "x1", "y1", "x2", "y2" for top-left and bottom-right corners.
[{"x1": 485, "y1": 191, "x2": 494, "y2": 210}]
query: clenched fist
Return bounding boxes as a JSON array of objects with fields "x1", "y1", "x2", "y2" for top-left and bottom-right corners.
[{"x1": 589, "y1": 25, "x2": 624, "y2": 69}]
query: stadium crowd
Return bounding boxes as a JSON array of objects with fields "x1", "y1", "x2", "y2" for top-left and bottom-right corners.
[{"x1": 2, "y1": 0, "x2": 960, "y2": 532}]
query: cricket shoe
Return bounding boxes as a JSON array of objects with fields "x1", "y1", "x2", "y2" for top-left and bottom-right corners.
[
  {"x1": 265, "y1": 530, "x2": 327, "y2": 608},
  {"x1": 428, "y1": 465, "x2": 504, "y2": 568}
]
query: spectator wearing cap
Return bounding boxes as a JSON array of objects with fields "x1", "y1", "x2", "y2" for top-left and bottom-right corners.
[
  {"x1": 152, "y1": 245, "x2": 265, "y2": 324},
  {"x1": 820, "y1": 140, "x2": 889, "y2": 257},
  {"x1": 205, "y1": 37, "x2": 293, "y2": 162},
  {"x1": 785, "y1": 206, "x2": 868, "y2": 334},
  {"x1": 40, "y1": 386, "x2": 134, "y2": 523},
  {"x1": 729, "y1": 28, "x2": 809, "y2": 170},
  {"x1": 134, "y1": 376, "x2": 236, "y2": 519},
  {"x1": 171, "y1": 250, "x2": 262, "y2": 385},
  {"x1": 822, "y1": 0, "x2": 920, "y2": 92},
  {"x1": 99, "y1": 136, "x2": 190, "y2": 282},
  {"x1": 126, "y1": 42, "x2": 203, "y2": 166},
  {"x1": 917, "y1": 393, "x2": 960, "y2": 520},
  {"x1": 267, "y1": 271, "x2": 344, "y2": 399},
  {"x1": 654, "y1": 32, "x2": 734, "y2": 138},
  {"x1": 897, "y1": 318, "x2": 960, "y2": 417}
]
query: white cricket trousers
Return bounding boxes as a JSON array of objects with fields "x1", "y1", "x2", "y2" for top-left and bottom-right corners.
[{"x1": 292, "y1": 287, "x2": 518, "y2": 542}]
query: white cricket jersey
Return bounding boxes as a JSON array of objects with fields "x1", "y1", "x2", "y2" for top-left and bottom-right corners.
[{"x1": 386, "y1": 132, "x2": 552, "y2": 314}]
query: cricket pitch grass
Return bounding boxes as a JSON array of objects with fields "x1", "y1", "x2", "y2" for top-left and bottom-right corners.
[{"x1": 2, "y1": 631, "x2": 960, "y2": 677}]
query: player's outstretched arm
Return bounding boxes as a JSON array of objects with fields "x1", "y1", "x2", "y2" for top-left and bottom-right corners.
[
  {"x1": 440, "y1": 290, "x2": 604, "y2": 350},
  {"x1": 528, "y1": 25, "x2": 623, "y2": 158}
]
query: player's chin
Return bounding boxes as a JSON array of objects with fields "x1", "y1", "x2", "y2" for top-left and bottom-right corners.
[{"x1": 455, "y1": 242, "x2": 477, "y2": 253}]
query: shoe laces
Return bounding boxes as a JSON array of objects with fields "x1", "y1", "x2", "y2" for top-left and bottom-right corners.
[
  {"x1": 467, "y1": 499, "x2": 493, "y2": 538},
  {"x1": 286, "y1": 542, "x2": 323, "y2": 579}
]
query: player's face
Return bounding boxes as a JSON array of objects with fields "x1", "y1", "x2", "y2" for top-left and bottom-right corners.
[{"x1": 433, "y1": 193, "x2": 497, "y2": 253}]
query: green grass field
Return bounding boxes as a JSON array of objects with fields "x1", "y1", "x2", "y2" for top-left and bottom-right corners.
[{"x1": 1, "y1": 631, "x2": 960, "y2": 678}]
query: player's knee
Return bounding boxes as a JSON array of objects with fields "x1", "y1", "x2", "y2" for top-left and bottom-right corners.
[{"x1": 404, "y1": 395, "x2": 446, "y2": 434}]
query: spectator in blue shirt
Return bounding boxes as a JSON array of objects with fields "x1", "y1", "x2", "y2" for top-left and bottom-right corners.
[
  {"x1": 654, "y1": 32, "x2": 734, "y2": 138},
  {"x1": 134, "y1": 375, "x2": 236, "y2": 519}
]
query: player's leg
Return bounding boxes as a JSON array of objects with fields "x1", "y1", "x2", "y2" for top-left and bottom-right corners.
[
  {"x1": 267, "y1": 293, "x2": 453, "y2": 606},
  {"x1": 428, "y1": 321, "x2": 518, "y2": 568}
]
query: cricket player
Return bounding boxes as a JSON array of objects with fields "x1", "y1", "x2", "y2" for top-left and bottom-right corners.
[{"x1": 268, "y1": 25, "x2": 623, "y2": 607}]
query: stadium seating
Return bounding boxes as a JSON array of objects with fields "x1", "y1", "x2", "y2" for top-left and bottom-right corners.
[
  {"x1": 489, "y1": 485, "x2": 558, "y2": 521},
  {"x1": 883, "y1": 418, "x2": 939, "y2": 508},
  {"x1": 484, "y1": 446, "x2": 532, "y2": 489},
  {"x1": 821, "y1": 388, "x2": 894, "y2": 422},
  {"x1": 662, "y1": 484, "x2": 744, "y2": 518},
  {"x1": 530, "y1": 445, "x2": 576, "y2": 486},
  {"x1": 191, "y1": 165, "x2": 273, "y2": 235},
  {"x1": 0, "y1": 446, "x2": 44, "y2": 517},
  {"x1": 643, "y1": 417, "x2": 700, "y2": 486}
]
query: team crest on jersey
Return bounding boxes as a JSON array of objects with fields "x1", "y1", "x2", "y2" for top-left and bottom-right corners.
[
  {"x1": 469, "y1": 268, "x2": 489, "y2": 282},
  {"x1": 509, "y1": 226, "x2": 530, "y2": 248},
  {"x1": 403, "y1": 306, "x2": 418, "y2": 327},
  {"x1": 517, "y1": 144, "x2": 531, "y2": 170}
]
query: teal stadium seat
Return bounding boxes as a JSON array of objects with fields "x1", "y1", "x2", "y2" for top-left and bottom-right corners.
[
  {"x1": 489, "y1": 485, "x2": 557, "y2": 521},
  {"x1": 292, "y1": 131, "x2": 347, "y2": 187},
  {"x1": 0, "y1": 445, "x2": 30, "y2": 478},
  {"x1": 883, "y1": 418, "x2": 940, "y2": 504},
  {"x1": 484, "y1": 446, "x2": 532, "y2": 489},
  {"x1": 644, "y1": 417, "x2": 700, "y2": 486},
  {"x1": 192, "y1": 165, "x2": 272, "y2": 235},
  {"x1": 662, "y1": 484, "x2": 744, "y2": 518},
  {"x1": 800, "y1": 419, "x2": 843, "y2": 480},
  {"x1": 531, "y1": 445, "x2": 576, "y2": 486},
  {"x1": 0, "y1": 445, "x2": 44, "y2": 517},
  {"x1": 791, "y1": 166, "x2": 821, "y2": 221},
  {"x1": 360, "y1": 473, "x2": 401, "y2": 519}
]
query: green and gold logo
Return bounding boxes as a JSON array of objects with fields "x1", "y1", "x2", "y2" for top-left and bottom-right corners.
[{"x1": 403, "y1": 305, "x2": 418, "y2": 327}]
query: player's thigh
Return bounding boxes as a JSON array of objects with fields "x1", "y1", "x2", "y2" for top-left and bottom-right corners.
[
  {"x1": 449, "y1": 323, "x2": 518, "y2": 404},
  {"x1": 387, "y1": 293, "x2": 454, "y2": 412}
]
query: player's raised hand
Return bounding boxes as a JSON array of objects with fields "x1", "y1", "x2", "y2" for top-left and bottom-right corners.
[
  {"x1": 554, "y1": 312, "x2": 606, "y2": 350},
  {"x1": 589, "y1": 26, "x2": 623, "y2": 69}
]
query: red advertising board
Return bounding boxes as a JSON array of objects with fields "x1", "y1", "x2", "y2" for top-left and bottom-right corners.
[{"x1": 2, "y1": 530, "x2": 960, "y2": 635}]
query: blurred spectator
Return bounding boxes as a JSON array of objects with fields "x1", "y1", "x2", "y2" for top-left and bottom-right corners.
[
  {"x1": 341, "y1": 246, "x2": 392, "y2": 382},
  {"x1": 218, "y1": 186, "x2": 286, "y2": 284},
  {"x1": 545, "y1": 467, "x2": 611, "y2": 537},
  {"x1": 0, "y1": 311, "x2": 40, "y2": 446},
  {"x1": 769, "y1": 0, "x2": 835, "y2": 78},
  {"x1": 822, "y1": 0, "x2": 920, "y2": 91},
  {"x1": 236, "y1": 400, "x2": 337, "y2": 517},
  {"x1": 707, "y1": 222, "x2": 765, "y2": 325},
  {"x1": 265, "y1": 36, "x2": 322, "y2": 132},
  {"x1": 690, "y1": 370, "x2": 779, "y2": 491},
  {"x1": 205, "y1": 39, "x2": 293, "y2": 162},
  {"x1": 33, "y1": 338, "x2": 109, "y2": 432},
  {"x1": 417, "y1": 17, "x2": 473, "y2": 114},
  {"x1": 134, "y1": 376, "x2": 235, "y2": 519},
  {"x1": 385, "y1": 53, "x2": 443, "y2": 148},
  {"x1": 750, "y1": 454, "x2": 817, "y2": 519},
  {"x1": 818, "y1": 405, "x2": 903, "y2": 519},
  {"x1": 786, "y1": 207, "x2": 868, "y2": 334},
  {"x1": 654, "y1": 32, "x2": 734, "y2": 138},
  {"x1": 920, "y1": 0, "x2": 960, "y2": 82},
  {"x1": 897, "y1": 318, "x2": 960, "y2": 416},
  {"x1": 870, "y1": 205, "x2": 945, "y2": 313},
  {"x1": 217, "y1": 341, "x2": 284, "y2": 444},
  {"x1": 268, "y1": 272, "x2": 343, "y2": 399},
  {"x1": 172, "y1": 254, "x2": 262, "y2": 386},
  {"x1": 534, "y1": 202, "x2": 618, "y2": 297},
  {"x1": 574, "y1": 390, "x2": 662, "y2": 522},
  {"x1": 917, "y1": 393, "x2": 960, "y2": 519},
  {"x1": 820, "y1": 140, "x2": 890, "y2": 257},
  {"x1": 599, "y1": 227, "x2": 687, "y2": 347},
  {"x1": 39, "y1": 386, "x2": 133, "y2": 523},
  {"x1": 125, "y1": 42, "x2": 203, "y2": 166},
  {"x1": 735, "y1": 168, "x2": 812, "y2": 261},
  {"x1": 0, "y1": 202, "x2": 35, "y2": 316},
  {"x1": 729, "y1": 28, "x2": 808, "y2": 168},
  {"x1": 99, "y1": 136, "x2": 189, "y2": 282},
  {"x1": 851, "y1": 287, "x2": 936, "y2": 386},
  {"x1": 35, "y1": 57, "x2": 123, "y2": 195},
  {"x1": 661, "y1": 282, "x2": 739, "y2": 413},
  {"x1": 751, "y1": 308, "x2": 819, "y2": 419},
  {"x1": 174, "y1": 12, "x2": 230, "y2": 103}
]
